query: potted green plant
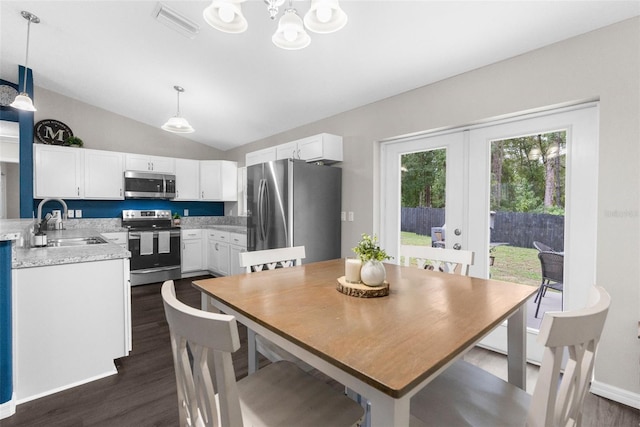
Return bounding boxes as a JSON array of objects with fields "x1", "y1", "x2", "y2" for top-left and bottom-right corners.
[
  {"x1": 64, "y1": 136, "x2": 84, "y2": 147},
  {"x1": 172, "y1": 212, "x2": 181, "y2": 226},
  {"x1": 353, "y1": 233, "x2": 392, "y2": 286}
]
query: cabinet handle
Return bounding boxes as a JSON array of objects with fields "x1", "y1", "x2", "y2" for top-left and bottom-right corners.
[
  {"x1": 77, "y1": 187, "x2": 80, "y2": 196},
  {"x1": 215, "y1": 243, "x2": 219, "y2": 251},
  {"x1": 120, "y1": 188, "x2": 122, "y2": 197},
  {"x1": 202, "y1": 191, "x2": 204, "y2": 198}
]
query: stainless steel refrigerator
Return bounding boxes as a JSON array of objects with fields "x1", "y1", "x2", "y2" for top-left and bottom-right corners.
[{"x1": 247, "y1": 159, "x2": 341, "y2": 263}]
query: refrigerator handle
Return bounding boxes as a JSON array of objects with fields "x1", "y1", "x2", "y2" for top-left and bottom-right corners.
[{"x1": 258, "y1": 179, "x2": 269, "y2": 242}]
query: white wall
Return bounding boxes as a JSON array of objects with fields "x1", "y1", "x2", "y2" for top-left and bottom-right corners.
[{"x1": 224, "y1": 18, "x2": 640, "y2": 406}]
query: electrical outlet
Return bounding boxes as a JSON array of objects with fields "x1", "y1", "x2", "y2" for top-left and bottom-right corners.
[
  {"x1": 348, "y1": 211, "x2": 354, "y2": 222},
  {"x1": 67, "y1": 210, "x2": 74, "y2": 218},
  {"x1": 183, "y1": 209, "x2": 189, "y2": 217},
  {"x1": 340, "y1": 211, "x2": 346, "y2": 221},
  {"x1": 75, "y1": 209, "x2": 82, "y2": 218}
]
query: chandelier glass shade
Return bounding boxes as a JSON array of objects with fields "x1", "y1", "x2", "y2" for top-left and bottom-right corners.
[
  {"x1": 162, "y1": 86, "x2": 195, "y2": 134},
  {"x1": 203, "y1": 0, "x2": 248, "y2": 34},
  {"x1": 272, "y1": 9, "x2": 311, "y2": 50},
  {"x1": 202, "y1": 0, "x2": 347, "y2": 50},
  {"x1": 303, "y1": 0, "x2": 348, "y2": 34},
  {"x1": 10, "y1": 11, "x2": 40, "y2": 112}
]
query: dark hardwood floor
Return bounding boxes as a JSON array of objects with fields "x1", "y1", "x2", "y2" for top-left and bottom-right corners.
[{"x1": 3, "y1": 276, "x2": 638, "y2": 426}]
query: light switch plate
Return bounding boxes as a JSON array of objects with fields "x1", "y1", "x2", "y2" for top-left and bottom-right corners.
[
  {"x1": 348, "y1": 212, "x2": 354, "y2": 222},
  {"x1": 75, "y1": 209, "x2": 82, "y2": 218},
  {"x1": 340, "y1": 211, "x2": 346, "y2": 221},
  {"x1": 67, "y1": 210, "x2": 75, "y2": 218},
  {"x1": 183, "y1": 209, "x2": 189, "y2": 217}
]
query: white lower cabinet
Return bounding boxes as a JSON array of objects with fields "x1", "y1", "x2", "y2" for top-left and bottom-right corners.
[
  {"x1": 205, "y1": 229, "x2": 246, "y2": 277},
  {"x1": 181, "y1": 229, "x2": 205, "y2": 275},
  {"x1": 207, "y1": 230, "x2": 230, "y2": 276},
  {"x1": 229, "y1": 232, "x2": 247, "y2": 276},
  {"x1": 13, "y1": 258, "x2": 130, "y2": 402}
]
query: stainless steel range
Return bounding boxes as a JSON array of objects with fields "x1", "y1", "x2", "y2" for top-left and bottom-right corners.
[{"x1": 122, "y1": 209, "x2": 181, "y2": 286}]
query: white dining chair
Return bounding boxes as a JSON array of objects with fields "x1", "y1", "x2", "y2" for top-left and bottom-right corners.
[
  {"x1": 400, "y1": 244, "x2": 474, "y2": 276},
  {"x1": 238, "y1": 246, "x2": 310, "y2": 373},
  {"x1": 239, "y1": 246, "x2": 306, "y2": 273},
  {"x1": 161, "y1": 280, "x2": 364, "y2": 427},
  {"x1": 410, "y1": 286, "x2": 611, "y2": 427}
]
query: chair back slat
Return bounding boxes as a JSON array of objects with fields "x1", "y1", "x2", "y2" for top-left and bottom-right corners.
[
  {"x1": 400, "y1": 245, "x2": 474, "y2": 276},
  {"x1": 528, "y1": 286, "x2": 611, "y2": 427},
  {"x1": 239, "y1": 246, "x2": 306, "y2": 273},
  {"x1": 162, "y1": 281, "x2": 243, "y2": 427}
]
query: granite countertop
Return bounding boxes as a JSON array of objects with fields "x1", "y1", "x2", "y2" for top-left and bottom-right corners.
[
  {"x1": 12, "y1": 228, "x2": 130, "y2": 269},
  {"x1": 190, "y1": 224, "x2": 247, "y2": 234}
]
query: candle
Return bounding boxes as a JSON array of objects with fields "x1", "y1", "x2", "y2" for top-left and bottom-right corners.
[{"x1": 345, "y1": 258, "x2": 362, "y2": 284}]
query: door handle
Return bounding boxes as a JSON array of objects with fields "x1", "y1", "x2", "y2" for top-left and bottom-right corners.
[{"x1": 453, "y1": 243, "x2": 461, "y2": 250}]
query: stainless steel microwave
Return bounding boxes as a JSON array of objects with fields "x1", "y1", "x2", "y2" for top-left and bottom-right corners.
[{"x1": 124, "y1": 171, "x2": 176, "y2": 199}]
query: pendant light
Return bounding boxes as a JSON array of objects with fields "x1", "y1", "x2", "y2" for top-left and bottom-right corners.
[
  {"x1": 162, "y1": 86, "x2": 195, "y2": 134},
  {"x1": 10, "y1": 11, "x2": 40, "y2": 112},
  {"x1": 272, "y1": 4, "x2": 310, "y2": 50}
]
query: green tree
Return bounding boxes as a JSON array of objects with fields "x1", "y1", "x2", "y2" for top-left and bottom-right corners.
[{"x1": 401, "y1": 150, "x2": 446, "y2": 208}]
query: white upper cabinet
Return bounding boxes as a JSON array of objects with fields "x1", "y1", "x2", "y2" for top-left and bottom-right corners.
[
  {"x1": 200, "y1": 160, "x2": 238, "y2": 201},
  {"x1": 84, "y1": 149, "x2": 124, "y2": 199},
  {"x1": 174, "y1": 158, "x2": 200, "y2": 201},
  {"x1": 276, "y1": 141, "x2": 299, "y2": 160},
  {"x1": 297, "y1": 133, "x2": 343, "y2": 163},
  {"x1": 246, "y1": 133, "x2": 343, "y2": 166},
  {"x1": 245, "y1": 147, "x2": 276, "y2": 167},
  {"x1": 34, "y1": 144, "x2": 84, "y2": 199},
  {"x1": 125, "y1": 154, "x2": 175, "y2": 173}
]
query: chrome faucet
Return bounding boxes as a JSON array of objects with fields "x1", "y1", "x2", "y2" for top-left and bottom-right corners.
[{"x1": 36, "y1": 198, "x2": 68, "y2": 231}]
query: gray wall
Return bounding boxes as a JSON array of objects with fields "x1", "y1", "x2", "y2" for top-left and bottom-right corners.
[
  {"x1": 33, "y1": 87, "x2": 223, "y2": 160},
  {"x1": 222, "y1": 18, "x2": 640, "y2": 404}
]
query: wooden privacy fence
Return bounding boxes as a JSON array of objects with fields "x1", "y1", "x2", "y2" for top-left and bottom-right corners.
[{"x1": 401, "y1": 207, "x2": 564, "y2": 250}]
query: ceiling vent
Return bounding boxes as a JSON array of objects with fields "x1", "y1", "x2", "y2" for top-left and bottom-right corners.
[{"x1": 155, "y1": 3, "x2": 200, "y2": 39}]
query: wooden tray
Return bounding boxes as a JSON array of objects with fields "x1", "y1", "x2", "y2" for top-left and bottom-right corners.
[{"x1": 336, "y1": 276, "x2": 389, "y2": 298}]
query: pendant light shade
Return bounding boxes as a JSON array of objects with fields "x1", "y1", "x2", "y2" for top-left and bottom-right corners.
[
  {"x1": 10, "y1": 11, "x2": 39, "y2": 112},
  {"x1": 10, "y1": 93, "x2": 36, "y2": 112},
  {"x1": 272, "y1": 9, "x2": 310, "y2": 50},
  {"x1": 162, "y1": 86, "x2": 194, "y2": 134},
  {"x1": 203, "y1": 0, "x2": 248, "y2": 34},
  {"x1": 303, "y1": 0, "x2": 347, "y2": 34}
]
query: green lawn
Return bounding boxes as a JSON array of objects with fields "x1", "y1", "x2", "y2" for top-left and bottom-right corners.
[{"x1": 400, "y1": 231, "x2": 541, "y2": 287}]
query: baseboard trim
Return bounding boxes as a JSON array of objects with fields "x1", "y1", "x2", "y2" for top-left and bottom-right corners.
[
  {"x1": 0, "y1": 395, "x2": 16, "y2": 419},
  {"x1": 591, "y1": 380, "x2": 640, "y2": 410},
  {"x1": 16, "y1": 367, "x2": 117, "y2": 405}
]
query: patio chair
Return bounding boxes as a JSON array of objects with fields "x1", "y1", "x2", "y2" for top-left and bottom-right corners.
[
  {"x1": 410, "y1": 286, "x2": 611, "y2": 427},
  {"x1": 533, "y1": 240, "x2": 554, "y2": 252},
  {"x1": 161, "y1": 280, "x2": 364, "y2": 427},
  {"x1": 400, "y1": 245, "x2": 474, "y2": 276},
  {"x1": 534, "y1": 251, "x2": 564, "y2": 318}
]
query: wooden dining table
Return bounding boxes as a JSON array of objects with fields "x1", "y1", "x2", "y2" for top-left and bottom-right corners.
[{"x1": 193, "y1": 259, "x2": 537, "y2": 427}]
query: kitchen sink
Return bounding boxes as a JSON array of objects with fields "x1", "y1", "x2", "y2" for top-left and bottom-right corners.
[{"x1": 46, "y1": 236, "x2": 108, "y2": 247}]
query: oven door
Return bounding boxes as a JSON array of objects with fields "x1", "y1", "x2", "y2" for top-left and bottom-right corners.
[{"x1": 128, "y1": 229, "x2": 181, "y2": 285}]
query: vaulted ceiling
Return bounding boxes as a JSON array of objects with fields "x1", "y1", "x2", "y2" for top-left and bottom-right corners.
[{"x1": 1, "y1": 1, "x2": 638, "y2": 151}]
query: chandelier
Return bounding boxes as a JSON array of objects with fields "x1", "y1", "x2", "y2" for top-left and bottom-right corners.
[{"x1": 203, "y1": 0, "x2": 348, "y2": 50}]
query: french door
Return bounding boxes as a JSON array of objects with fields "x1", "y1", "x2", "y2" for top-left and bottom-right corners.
[{"x1": 380, "y1": 103, "x2": 598, "y2": 363}]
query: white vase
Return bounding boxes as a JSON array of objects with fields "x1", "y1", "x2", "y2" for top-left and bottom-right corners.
[{"x1": 360, "y1": 260, "x2": 386, "y2": 287}]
